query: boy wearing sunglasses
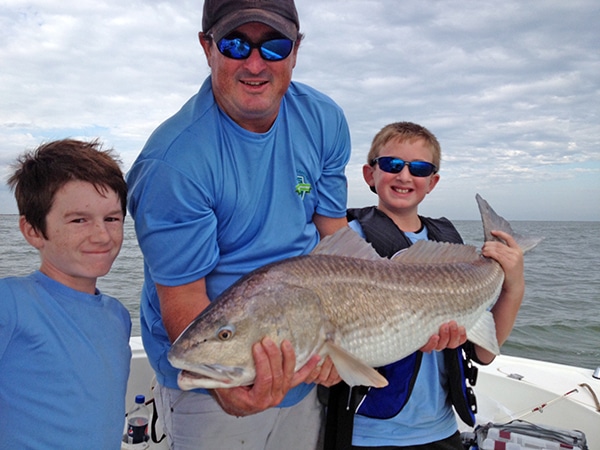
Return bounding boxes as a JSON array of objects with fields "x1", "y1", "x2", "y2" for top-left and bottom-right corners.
[
  {"x1": 325, "y1": 122, "x2": 525, "y2": 449},
  {"x1": 126, "y1": 0, "x2": 350, "y2": 448}
]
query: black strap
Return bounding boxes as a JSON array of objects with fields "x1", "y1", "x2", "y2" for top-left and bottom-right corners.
[
  {"x1": 149, "y1": 397, "x2": 166, "y2": 444},
  {"x1": 323, "y1": 384, "x2": 368, "y2": 450}
]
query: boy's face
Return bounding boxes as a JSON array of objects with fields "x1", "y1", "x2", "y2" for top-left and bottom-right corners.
[
  {"x1": 20, "y1": 180, "x2": 124, "y2": 294},
  {"x1": 363, "y1": 137, "x2": 440, "y2": 218}
]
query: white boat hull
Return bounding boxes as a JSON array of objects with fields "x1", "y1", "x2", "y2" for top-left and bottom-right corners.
[
  {"x1": 461, "y1": 355, "x2": 600, "y2": 448},
  {"x1": 125, "y1": 337, "x2": 600, "y2": 449}
]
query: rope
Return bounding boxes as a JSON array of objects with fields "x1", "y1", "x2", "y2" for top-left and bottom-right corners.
[
  {"x1": 495, "y1": 388, "x2": 579, "y2": 422},
  {"x1": 578, "y1": 383, "x2": 600, "y2": 412}
]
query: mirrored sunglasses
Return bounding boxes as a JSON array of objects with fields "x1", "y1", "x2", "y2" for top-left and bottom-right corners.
[
  {"x1": 216, "y1": 36, "x2": 294, "y2": 61},
  {"x1": 371, "y1": 156, "x2": 437, "y2": 177}
]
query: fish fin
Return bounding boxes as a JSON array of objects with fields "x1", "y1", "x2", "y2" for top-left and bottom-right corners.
[
  {"x1": 312, "y1": 227, "x2": 382, "y2": 261},
  {"x1": 466, "y1": 310, "x2": 500, "y2": 355},
  {"x1": 324, "y1": 341, "x2": 389, "y2": 388},
  {"x1": 392, "y1": 240, "x2": 480, "y2": 265},
  {"x1": 476, "y1": 194, "x2": 543, "y2": 253}
]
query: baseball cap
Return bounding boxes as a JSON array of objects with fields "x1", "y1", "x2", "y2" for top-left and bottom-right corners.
[{"x1": 202, "y1": 0, "x2": 300, "y2": 42}]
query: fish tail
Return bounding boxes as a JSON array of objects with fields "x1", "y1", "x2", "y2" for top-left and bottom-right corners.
[{"x1": 476, "y1": 194, "x2": 543, "y2": 253}]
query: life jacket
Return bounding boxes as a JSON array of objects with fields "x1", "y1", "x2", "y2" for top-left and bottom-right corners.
[{"x1": 323, "y1": 207, "x2": 479, "y2": 449}]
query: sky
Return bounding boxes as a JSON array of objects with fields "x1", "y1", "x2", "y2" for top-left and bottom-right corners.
[{"x1": 1, "y1": 0, "x2": 599, "y2": 221}]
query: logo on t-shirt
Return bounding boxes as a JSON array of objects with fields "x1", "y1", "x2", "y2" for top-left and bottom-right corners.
[{"x1": 295, "y1": 173, "x2": 312, "y2": 200}]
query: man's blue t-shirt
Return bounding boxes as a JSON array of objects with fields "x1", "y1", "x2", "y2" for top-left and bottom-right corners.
[{"x1": 127, "y1": 76, "x2": 351, "y2": 405}]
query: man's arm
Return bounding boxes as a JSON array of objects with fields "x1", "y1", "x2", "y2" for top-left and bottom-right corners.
[
  {"x1": 156, "y1": 279, "x2": 210, "y2": 342},
  {"x1": 313, "y1": 213, "x2": 348, "y2": 238}
]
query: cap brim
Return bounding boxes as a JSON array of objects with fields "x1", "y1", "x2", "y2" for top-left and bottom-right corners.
[{"x1": 209, "y1": 9, "x2": 297, "y2": 42}]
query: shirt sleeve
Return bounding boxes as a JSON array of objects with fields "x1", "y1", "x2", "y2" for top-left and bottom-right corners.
[
  {"x1": 314, "y1": 108, "x2": 351, "y2": 218},
  {"x1": 127, "y1": 158, "x2": 220, "y2": 287}
]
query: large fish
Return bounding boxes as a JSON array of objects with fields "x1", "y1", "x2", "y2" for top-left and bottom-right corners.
[{"x1": 168, "y1": 194, "x2": 542, "y2": 390}]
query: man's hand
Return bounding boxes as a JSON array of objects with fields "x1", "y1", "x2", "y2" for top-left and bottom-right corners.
[
  {"x1": 211, "y1": 337, "x2": 320, "y2": 417},
  {"x1": 305, "y1": 355, "x2": 342, "y2": 387}
]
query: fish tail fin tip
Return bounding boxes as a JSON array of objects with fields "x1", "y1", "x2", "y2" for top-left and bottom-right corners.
[
  {"x1": 476, "y1": 194, "x2": 543, "y2": 253},
  {"x1": 324, "y1": 341, "x2": 388, "y2": 388}
]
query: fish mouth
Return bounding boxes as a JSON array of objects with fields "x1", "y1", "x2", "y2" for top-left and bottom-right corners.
[{"x1": 176, "y1": 364, "x2": 250, "y2": 390}]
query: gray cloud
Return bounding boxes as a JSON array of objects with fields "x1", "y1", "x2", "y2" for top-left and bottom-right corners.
[{"x1": 1, "y1": 0, "x2": 598, "y2": 220}]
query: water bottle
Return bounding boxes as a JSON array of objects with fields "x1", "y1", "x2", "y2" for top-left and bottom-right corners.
[{"x1": 125, "y1": 394, "x2": 149, "y2": 444}]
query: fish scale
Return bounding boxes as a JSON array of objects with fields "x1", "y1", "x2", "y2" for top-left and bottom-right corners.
[{"x1": 279, "y1": 255, "x2": 504, "y2": 367}]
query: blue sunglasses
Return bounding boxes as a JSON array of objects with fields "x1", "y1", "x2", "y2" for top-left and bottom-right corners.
[
  {"x1": 371, "y1": 156, "x2": 438, "y2": 177},
  {"x1": 215, "y1": 35, "x2": 294, "y2": 61}
]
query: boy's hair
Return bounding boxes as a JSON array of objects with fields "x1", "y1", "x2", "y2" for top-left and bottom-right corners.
[
  {"x1": 367, "y1": 121, "x2": 441, "y2": 170},
  {"x1": 7, "y1": 139, "x2": 127, "y2": 239}
]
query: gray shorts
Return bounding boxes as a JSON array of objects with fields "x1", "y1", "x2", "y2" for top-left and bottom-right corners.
[{"x1": 155, "y1": 384, "x2": 324, "y2": 450}]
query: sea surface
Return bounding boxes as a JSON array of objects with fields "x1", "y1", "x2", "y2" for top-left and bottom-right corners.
[{"x1": 1, "y1": 215, "x2": 598, "y2": 370}]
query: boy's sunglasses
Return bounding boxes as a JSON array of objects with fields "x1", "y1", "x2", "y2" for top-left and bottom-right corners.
[
  {"x1": 371, "y1": 156, "x2": 438, "y2": 177},
  {"x1": 215, "y1": 35, "x2": 294, "y2": 61}
]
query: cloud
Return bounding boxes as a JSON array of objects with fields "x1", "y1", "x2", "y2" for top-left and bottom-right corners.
[{"x1": 1, "y1": 0, "x2": 599, "y2": 220}]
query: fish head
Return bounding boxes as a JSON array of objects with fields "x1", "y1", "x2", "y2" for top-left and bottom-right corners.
[
  {"x1": 169, "y1": 314, "x2": 257, "y2": 390},
  {"x1": 168, "y1": 293, "x2": 274, "y2": 389},
  {"x1": 168, "y1": 272, "x2": 326, "y2": 390}
]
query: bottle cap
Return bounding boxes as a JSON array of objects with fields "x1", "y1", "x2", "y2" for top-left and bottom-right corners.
[{"x1": 135, "y1": 394, "x2": 145, "y2": 404}]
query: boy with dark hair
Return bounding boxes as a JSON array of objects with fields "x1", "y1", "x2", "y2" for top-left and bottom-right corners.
[{"x1": 0, "y1": 139, "x2": 131, "y2": 449}]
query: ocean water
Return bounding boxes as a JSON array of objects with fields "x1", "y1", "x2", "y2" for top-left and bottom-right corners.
[{"x1": 0, "y1": 215, "x2": 598, "y2": 370}]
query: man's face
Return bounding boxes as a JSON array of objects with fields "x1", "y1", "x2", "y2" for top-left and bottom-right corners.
[{"x1": 201, "y1": 22, "x2": 298, "y2": 133}]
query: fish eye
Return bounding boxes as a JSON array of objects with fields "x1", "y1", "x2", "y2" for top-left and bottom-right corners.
[{"x1": 217, "y1": 325, "x2": 235, "y2": 341}]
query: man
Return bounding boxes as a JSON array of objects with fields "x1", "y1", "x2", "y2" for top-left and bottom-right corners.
[{"x1": 126, "y1": 0, "x2": 351, "y2": 448}]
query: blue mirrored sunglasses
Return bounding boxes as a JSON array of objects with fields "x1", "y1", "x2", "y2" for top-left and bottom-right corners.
[
  {"x1": 371, "y1": 156, "x2": 437, "y2": 177},
  {"x1": 216, "y1": 36, "x2": 294, "y2": 61}
]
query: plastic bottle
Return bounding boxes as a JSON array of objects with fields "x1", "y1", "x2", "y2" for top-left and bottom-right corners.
[{"x1": 125, "y1": 394, "x2": 149, "y2": 445}]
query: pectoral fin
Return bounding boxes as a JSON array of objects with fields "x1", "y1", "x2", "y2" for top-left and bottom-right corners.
[
  {"x1": 467, "y1": 310, "x2": 500, "y2": 355},
  {"x1": 323, "y1": 341, "x2": 388, "y2": 388}
]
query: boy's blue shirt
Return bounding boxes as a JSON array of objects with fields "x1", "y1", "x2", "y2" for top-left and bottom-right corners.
[{"x1": 0, "y1": 271, "x2": 132, "y2": 449}]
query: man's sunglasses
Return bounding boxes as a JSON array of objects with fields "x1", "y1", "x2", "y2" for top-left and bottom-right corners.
[
  {"x1": 215, "y1": 35, "x2": 294, "y2": 61},
  {"x1": 371, "y1": 156, "x2": 438, "y2": 177}
]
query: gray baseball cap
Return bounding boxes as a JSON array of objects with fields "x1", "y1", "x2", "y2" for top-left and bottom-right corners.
[{"x1": 202, "y1": 0, "x2": 300, "y2": 42}]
